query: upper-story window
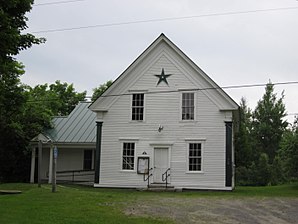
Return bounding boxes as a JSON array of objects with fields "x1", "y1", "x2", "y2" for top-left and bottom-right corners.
[
  {"x1": 182, "y1": 92, "x2": 194, "y2": 120},
  {"x1": 132, "y1": 93, "x2": 144, "y2": 121}
]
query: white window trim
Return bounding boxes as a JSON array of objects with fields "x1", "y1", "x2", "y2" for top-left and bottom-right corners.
[
  {"x1": 180, "y1": 91, "x2": 196, "y2": 122},
  {"x1": 120, "y1": 141, "x2": 137, "y2": 172},
  {"x1": 185, "y1": 140, "x2": 204, "y2": 173},
  {"x1": 130, "y1": 93, "x2": 146, "y2": 122}
]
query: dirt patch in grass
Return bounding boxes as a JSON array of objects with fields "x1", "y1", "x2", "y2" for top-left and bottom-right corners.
[{"x1": 125, "y1": 197, "x2": 298, "y2": 224}]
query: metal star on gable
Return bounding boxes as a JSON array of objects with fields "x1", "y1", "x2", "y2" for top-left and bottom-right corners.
[{"x1": 154, "y1": 68, "x2": 172, "y2": 86}]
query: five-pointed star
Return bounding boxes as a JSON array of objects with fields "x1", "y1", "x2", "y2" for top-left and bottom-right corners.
[{"x1": 154, "y1": 68, "x2": 172, "y2": 86}]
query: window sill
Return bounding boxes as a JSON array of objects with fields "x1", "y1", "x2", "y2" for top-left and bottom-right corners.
[
  {"x1": 129, "y1": 120, "x2": 146, "y2": 124},
  {"x1": 119, "y1": 170, "x2": 135, "y2": 173},
  {"x1": 179, "y1": 120, "x2": 197, "y2": 125},
  {"x1": 186, "y1": 171, "x2": 204, "y2": 174}
]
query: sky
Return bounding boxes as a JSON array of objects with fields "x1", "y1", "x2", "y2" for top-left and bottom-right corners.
[{"x1": 18, "y1": 0, "x2": 298, "y2": 122}]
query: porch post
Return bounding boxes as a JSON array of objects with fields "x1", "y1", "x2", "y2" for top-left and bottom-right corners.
[
  {"x1": 48, "y1": 146, "x2": 53, "y2": 184},
  {"x1": 30, "y1": 147, "x2": 36, "y2": 183},
  {"x1": 38, "y1": 140, "x2": 42, "y2": 188},
  {"x1": 94, "y1": 121, "x2": 103, "y2": 184}
]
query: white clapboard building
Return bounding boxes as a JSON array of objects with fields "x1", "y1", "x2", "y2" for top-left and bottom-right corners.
[{"x1": 89, "y1": 34, "x2": 239, "y2": 190}]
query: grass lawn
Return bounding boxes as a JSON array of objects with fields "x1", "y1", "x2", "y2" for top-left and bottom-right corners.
[{"x1": 0, "y1": 182, "x2": 297, "y2": 224}]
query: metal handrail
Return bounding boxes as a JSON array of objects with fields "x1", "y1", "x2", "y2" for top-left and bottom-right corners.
[
  {"x1": 162, "y1": 168, "x2": 171, "y2": 188},
  {"x1": 56, "y1": 169, "x2": 95, "y2": 182},
  {"x1": 56, "y1": 169, "x2": 95, "y2": 174},
  {"x1": 143, "y1": 168, "x2": 153, "y2": 188}
]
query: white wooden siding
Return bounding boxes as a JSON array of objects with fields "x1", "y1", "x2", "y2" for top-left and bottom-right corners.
[
  {"x1": 40, "y1": 147, "x2": 95, "y2": 182},
  {"x1": 98, "y1": 85, "x2": 230, "y2": 189},
  {"x1": 93, "y1": 36, "x2": 236, "y2": 189}
]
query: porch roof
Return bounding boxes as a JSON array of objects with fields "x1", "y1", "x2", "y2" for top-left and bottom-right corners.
[{"x1": 43, "y1": 102, "x2": 96, "y2": 143}]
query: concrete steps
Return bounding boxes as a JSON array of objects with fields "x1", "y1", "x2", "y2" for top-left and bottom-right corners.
[{"x1": 140, "y1": 183, "x2": 177, "y2": 192}]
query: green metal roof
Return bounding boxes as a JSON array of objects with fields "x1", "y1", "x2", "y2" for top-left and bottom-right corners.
[{"x1": 44, "y1": 102, "x2": 96, "y2": 143}]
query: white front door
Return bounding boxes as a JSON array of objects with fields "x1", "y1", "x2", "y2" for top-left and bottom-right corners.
[{"x1": 153, "y1": 148, "x2": 169, "y2": 183}]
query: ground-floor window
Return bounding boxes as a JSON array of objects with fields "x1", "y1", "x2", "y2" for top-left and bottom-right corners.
[
  {"x1": 188, "y1": 143, "x2": 202, "y2": 171},
  {"x1": 83, "y1": 150, "x2": 93, "y2": 170},
  {"x1": 122, "y1": 142, "x2": 135, "y2": 170}
]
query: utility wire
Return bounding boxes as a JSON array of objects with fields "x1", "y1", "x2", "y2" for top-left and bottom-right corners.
[
  {"x1": 34, "y1": 0, "x2": 87, "y2": 7},
  {"x1": 31, "y1": 6, "x2": 298, "y2": 34},
  {"x1": 26, "y1": 80, "x2": 298, "y2": 102},
  {"x1": 95, "y1": 81, "x2": 298, "y2": 98}
]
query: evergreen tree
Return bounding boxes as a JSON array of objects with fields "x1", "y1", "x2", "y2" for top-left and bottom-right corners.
[
  {"x1": 255, "y1": 153, "x2": 271, "y2": 186},
  {"x1": 235, "y1": 97, "x2": 253, "y2": 167},
  {"x1": 252, "y1": 82, "x2": 288, "y2": 163},
  {"x1": 236, "y1": 83, "x2": 289, "y2": 186},
  {"x1": 279, "y1": 117, "x2": 298, "y2": 180}
]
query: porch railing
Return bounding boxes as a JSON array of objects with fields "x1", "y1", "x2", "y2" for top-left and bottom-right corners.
[{"x1": 56, "y1": 169, "x2": 95, "y2": 183}]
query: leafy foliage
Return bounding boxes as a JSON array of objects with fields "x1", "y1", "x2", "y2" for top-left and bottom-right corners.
[
  {"x1": 0, "y1": 63, "x2": 31, "y2": 182},
  {"x1": 0, "y1": 0, "x2": 46, "y2": 182},
  {"x1": 26, "y1": 80, "x2": 87, "y2": 116},
  {"x1": 0, "y1": 0, "x2": 45, "y2": 61},
  {"x1": 91, "y1": 80, "x2": 113, "y2": 101}
]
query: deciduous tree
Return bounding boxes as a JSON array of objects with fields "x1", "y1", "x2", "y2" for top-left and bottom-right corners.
[
  {"x1": 26, "y1": 81, "x2": 87, "y2": 116},
  {"x1": 92, "y1": 80, "x2": 113, "y2": 102},
  {"x1": 0, "y1": 0, "x2": 45, "y2": 182}
]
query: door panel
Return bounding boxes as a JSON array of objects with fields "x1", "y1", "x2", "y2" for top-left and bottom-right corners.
[{"x1": 153, "y1": 148, "x2": 168, "y2": 183}]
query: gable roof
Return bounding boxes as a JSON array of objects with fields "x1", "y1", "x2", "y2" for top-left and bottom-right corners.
[
  {"x1": 33, "y1": 102, "x2": 96, "y2": 144},
  {"x1": 90, "y1": 33, "x2": 239, "y2": 111}
]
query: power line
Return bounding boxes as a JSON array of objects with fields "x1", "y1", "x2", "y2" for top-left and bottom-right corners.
[
  {"x1": 94, "y1": 81, "x2": 298, "y2": 98},
  {"x1": 34, "y1": 0, "x2": 87, "y2": 7},
  {"x1": 288, "y1": 113, "x2": 298, "y2": 116},
  {"x1": 31, "y1": 6, "x2": 298, "y2": 34},
  {"x1": 26, "y1": 80, "x2": 298, "y2": 102}
]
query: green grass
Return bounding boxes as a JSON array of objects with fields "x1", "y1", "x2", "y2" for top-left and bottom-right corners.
[
  {"x1": 0, "y1": 182, "x2": 297, "y2": 224},
  {"x1": 178, "y1": 183, "x2": 298, "y2": 198}
]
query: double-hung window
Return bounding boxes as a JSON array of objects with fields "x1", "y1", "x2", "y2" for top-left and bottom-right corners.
[
  {"x1": 132, "y1": 93, "x2": 144, "y2": 121},
  {"x1": 182, "y1": 92, "x2": 194, "y2": 120},
  {"x1": 122, "y1": 143, "x2": 135, "y2": 170},
  {"x1": 188, "y1": 143, "x2": 202, "y2": 171}
]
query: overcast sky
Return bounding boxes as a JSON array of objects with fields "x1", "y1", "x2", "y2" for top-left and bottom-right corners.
[{"x1": 18, "y1": 0, "x2": 298, "y2": 122}]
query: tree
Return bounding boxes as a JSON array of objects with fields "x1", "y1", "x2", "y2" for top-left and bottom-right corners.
[
  {"x1": 252, "y1": 82, "x2": 288, "y2": 163},
  {"x1": 92, "y1": 80, "x2": 113, "y2": 102},
  {"x1": 254, "y1": 153, "x2": 271, "y2": 186},
  {"x1": 235, "y1": 98, "x2": 255, "y2": 185},
  {"x1": 0, "y1": 0, "x2": 45, "y2": 182},
  {"x1": 279, "y1": 117, "x2": 298, "y2": 180},
  {"x1": 26, "y1": 81, "x2": 87, "y2": 116},
  {"x1": 235, "y1": 84, "x2": 289, "y2": 186},
  {"x1": 21, "y1": 80, "x2": 86, "y2": 141},
  {"x1": 0, "y1": 0, "x2": 45, "y2": 77},
  {"x1": 235, "y1": 97, "x2": 253, "y2": 167}
]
